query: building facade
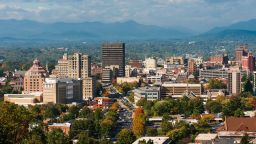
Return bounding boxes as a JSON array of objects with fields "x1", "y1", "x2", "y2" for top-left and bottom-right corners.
[
  {"x1": 52, "y1": 53, "x2": 95, "y2": 100},
  {"x1": 133, "y1": 87, "x2": 161, "y2": 104},
  {"x1": 227, "y1": 71, "x2": 241, "y2": 95},
  {"x1": 43, "y1": 78, "x2": 82, "y2": 104},
  {"x1": 161, "y1": 83, "x2": 202, "y2": 98},
  {"x1": 199, "y1": 69, "x2": 228, "y2": 79},
  {"x1": 23, "y1": 59, "x2": 48, "y2": 94},
  {"x1": 102, "y1": 43, "x2": 125, "y2": 77},
  {"x1": 235, "y1": 44, "x2": 249, "y2": 62}
]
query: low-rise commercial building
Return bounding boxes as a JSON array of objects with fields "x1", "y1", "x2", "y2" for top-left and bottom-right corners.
[
  {"x1": 161, "y1": 82, "x2": 202, "y2": 98},
  {"x1": 4, "y1": 92, "x2": 43, "y2": 106},
  {"x1": 146, "y1": 75, "x2": 162, "y2": 84},
  {"x1": 133, "y1": 87, "x2": 161, "y2": 104},
  {"x1": 116, "y1": 77, "x2": 140, "y2": 84},
  {"x1": 199, "y1": 69, "x2": 228, "y2": 79}
]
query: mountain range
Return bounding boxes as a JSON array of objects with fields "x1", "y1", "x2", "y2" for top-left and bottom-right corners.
[
  {"x1": 0, "y1": 20, "x2": 192, "y2": 41},
  {"x1": 0, "y1": 19, "x2": 256, "y2": 41}
]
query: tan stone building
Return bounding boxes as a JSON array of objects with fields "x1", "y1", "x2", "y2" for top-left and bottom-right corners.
[
  {"x1": 43, "y1": 78, "x2": 82, "y2": 104},
  {"x1": 23, "y1": 59, "x2": 48, "y2": 94},
  {"x1": 52, "y1": 53, "x2": 95, "y2": 100},
  {"x1": 52, "y1": 53, "x2": 68, "y2": 78},
  {"x1": 4, "y1": 92, "x2": 43, "y2": 106}
]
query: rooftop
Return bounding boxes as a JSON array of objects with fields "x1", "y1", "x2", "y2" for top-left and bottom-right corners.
[
  {"x1": 133, "y1": 137, "x2": 170, "y2": 144},
  {"x1": 195, "y1": 133, "x2": 217, "y2": 141}
]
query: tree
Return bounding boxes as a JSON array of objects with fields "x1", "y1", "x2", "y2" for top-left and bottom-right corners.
[
  {"x1": 234, "y1": 108, "x2": 244, "y2": 117},
  {"x1": 206, "y1": 100, "x2": 222, "y2": 113},
  {"x1": 46, "y1": 129, "x2": 68, "y2": 144},
  {"x1": 110, "y1": 102, "x2": 119, "y2": 111},
  {"x1": 77, "y1": 131, "x2": 94, "y2": 144},
  {"x1": 240, "y1": 133, "x2": 250, "y2": 144},
  {"x1": 22, "y1": 124, "x2": 46, "y2": 144},
  {"x1": 208, "y1": 79, "x2": 226, "y2": 89},
  {"x1": 68, "y1": 105, "x2": 80, "y2": 119},
  {"x1": 128, "y1": 92, "x2": 135, "y2": 103},
  {"x1": 161, "y1": 120, "x2": 172, "y2": 134},
  {"x1": 70, "y1": 120, "x2": 95, "y2": 138},
  {"x1": 132, "y1": 108, "x2": 146, "y2": 137},
  {"x1": 166, "y1": 121, "x2": 191, "y2": 143},
  {"x1": 243, "y1": 79, "x2": 253, "y2": 94},
  {"x1": 100, "y1": 118, "x2": 114, "y2": 137},
  {"x1": 0, "y1": 102, "x2": 34, "y2": 144},
  {"x1": 116, "y1": 128, "x2": 136, "y2": 144},
  {"x1": 22, "y1": 134, "x2": 44, "y2": 144},
  {"x1": 79, "y1": 107, "x2": 94, "y2": 118},
  {"x1": 43, "y1": 105, "x2": 60, "y2": 119},
  {"x1": 146, "y1": 128, "x2": 158, "y2": 136}
]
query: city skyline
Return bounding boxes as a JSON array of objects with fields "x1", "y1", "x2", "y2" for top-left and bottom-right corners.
[{"x1": 0, "y1": 0, "x2": 256, "y2": 32}]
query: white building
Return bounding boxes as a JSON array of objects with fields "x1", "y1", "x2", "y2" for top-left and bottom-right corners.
[
  {"x1": 144, "y1": 58, "x2": 157, "y2": 70},
  {"x1": 133, "y1": 87, "x2": 161, "y2": 104}
]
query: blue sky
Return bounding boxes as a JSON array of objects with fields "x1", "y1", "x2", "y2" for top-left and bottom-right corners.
[{"x1": 0, "y1": 0, "x2": 256, "y2": 32}]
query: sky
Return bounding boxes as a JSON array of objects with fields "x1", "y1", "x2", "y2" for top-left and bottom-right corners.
[{"x1": 0, "y1": 0, "x2": 256, "y2": 32}]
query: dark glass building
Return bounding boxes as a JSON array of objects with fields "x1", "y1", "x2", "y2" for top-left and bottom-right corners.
[{"x1": 102, "y1": 43, "x2": 125, "y2": 77}]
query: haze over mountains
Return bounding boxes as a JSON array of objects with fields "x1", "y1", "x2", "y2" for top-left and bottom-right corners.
[
  {"x1": 0, "y1": 19, "x2": 256, "y2": 41},
  {"x1": 0, "y1": 19, "x2": 191, "y2": 41}
]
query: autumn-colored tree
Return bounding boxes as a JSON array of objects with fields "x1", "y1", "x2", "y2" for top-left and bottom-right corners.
[
  {"x1": 102, "y1": 91, "x2": 110, "y2": 97},
  {"x1": 132, "y1": 108, "x2": 145, "y2": 137},
  {"x1": 110, "y1": 102, "x2": 119, "y2": 111}
]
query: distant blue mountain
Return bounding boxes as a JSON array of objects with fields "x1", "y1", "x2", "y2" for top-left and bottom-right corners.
[
  {"x1": 0, "y1": 19, "x2": 193, "y2": 40},
  {"x1": 207, "y1": 19, "x2": 256, "y2": 34},
  {"x1": 197, "y1": 19, "x2": 256, "y2": 40}
]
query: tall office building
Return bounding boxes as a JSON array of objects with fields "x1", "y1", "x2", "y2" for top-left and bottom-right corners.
[
  {"x1": 227, "y1": 71, "x2": 241, "y2": 95},
  {"x1": 235, "y1": 44, "x2": 249, "y2": 62},
  {"x1": 188, "y1": 59, "x2": 196, "y2": 75},
  {"x1": 23, "y1": 59, "x2": 48, "y2": 94},
  {"x1": 242, "y1": 52, "x2": 255, "y2": 72},
  {"x1": 53, "y1": 53, "x2": 68, "y2": 78},
  {"x1": 68, "y1": 53, "x2": 91, "y2": 79},
  {"x1": 52, "y1": 53, "x2": 95, "y2": 100},
  {"x1": 102, "y1": 43, "x2": 125, "y2": 77}
]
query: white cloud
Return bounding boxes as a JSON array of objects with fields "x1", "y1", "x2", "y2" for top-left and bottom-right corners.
[{"x1": 0, "y1": 0, "x2": 255, "y2": 32}]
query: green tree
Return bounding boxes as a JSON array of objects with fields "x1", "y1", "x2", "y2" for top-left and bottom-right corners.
[
  {"x1": 116, "y1": 128, "x2": 136, "y2": 144},
  {"x1": 146, "y1": 128, "x2": 158, "y2": 136},
  {"x1": 240, "y1": 133, "x2": 250, "y2": 144},
  {"x1": 46, "y1": 129, "x2": 68, "y2": 144},
  {"x1": 70, "y1": 120, "x2": 95, "y2": 138},
  {"x1": 79, "y1": 107, "x2": 94, "y2": 118},
  {"x1": 208, "y1": 78, "x2": 226, "y2": 89},
  {"x1": 43, "y1": 105, "x2": 60, "y2": 119},
  {"x1": 243, "y1": 79, "x2": 253, "y2": 94},
  {"x1": 22, "y1": 124, "x2": 46, "y2": 144},
  {"x1": 0, "y1": 102, "x2": 34, "y2": 144},
  {"x1": 206, "y1": 100, "x2": 222, "y2": 113},
  {"x1": 234, "y1": 108, "x2": 244, "y2": 117}
]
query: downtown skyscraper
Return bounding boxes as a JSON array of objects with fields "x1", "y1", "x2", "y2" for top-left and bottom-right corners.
[{"x1": 102, "y1": 43, "x2": 125, "y2": 77}]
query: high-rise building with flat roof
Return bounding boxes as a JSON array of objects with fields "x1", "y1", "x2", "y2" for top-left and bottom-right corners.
[
  {"x1": 52, "y1": 53, "x2": 95, "y2": 100},
  {"x1": 235, "y1": 44, "x2": 249, "y2": 62},
  {"x1": 23, "y1": 59, "x2": 48, "y2": 94},
  {"x1": 102, "y1": 43, "x2": 125, "y2": 77},
  {"x1": 227, "y1": 71, "x2": 241, "y2": 95}
]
